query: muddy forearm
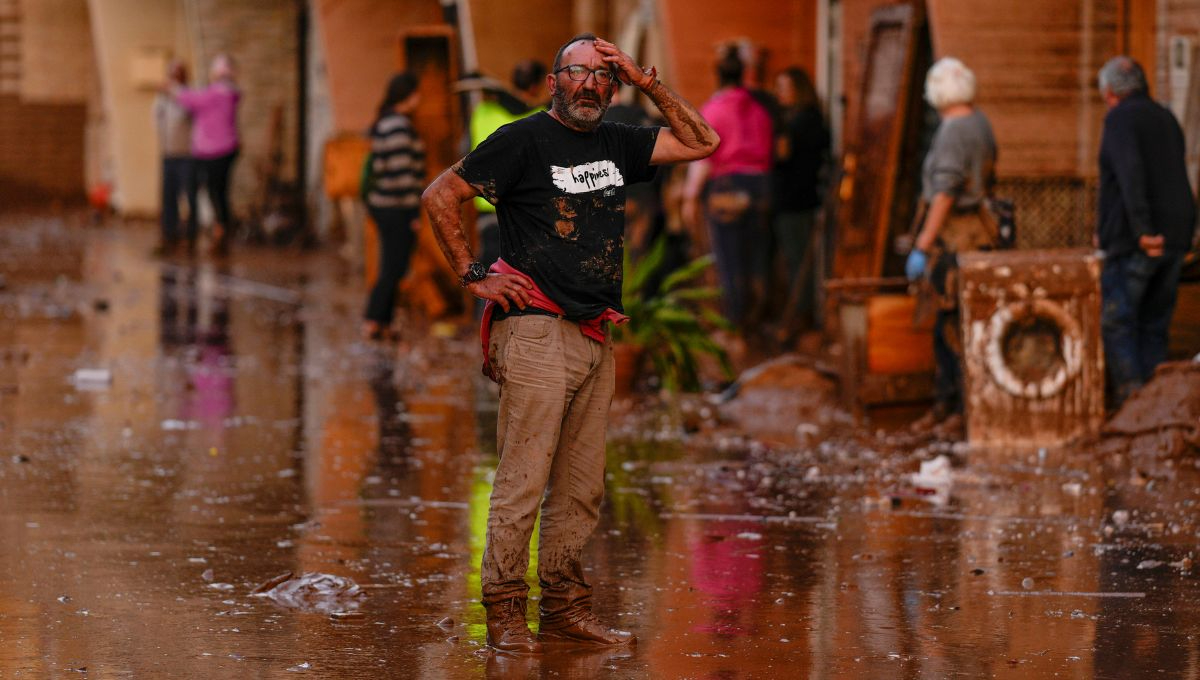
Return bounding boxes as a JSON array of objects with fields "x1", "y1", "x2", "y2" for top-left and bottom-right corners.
[
  {"x1": 421, "y1": 167, "x2": 476, "y2": 277},
  {"x1": 641, "y1": 79, "x2": 718, "y2": 154}
]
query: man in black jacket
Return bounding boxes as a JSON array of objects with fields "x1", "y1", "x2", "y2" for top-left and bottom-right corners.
[{"x1": 1097, "y1": 56, "x2": 1197, "y2": 406}]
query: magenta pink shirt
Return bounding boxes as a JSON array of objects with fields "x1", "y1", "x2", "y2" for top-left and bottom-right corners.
[
  {"x1": 699, "y1": 87, "x2": 773, "y2": 178},
  {"x1": 176, "y1": 82, "x2": 240, "y2": 159}
]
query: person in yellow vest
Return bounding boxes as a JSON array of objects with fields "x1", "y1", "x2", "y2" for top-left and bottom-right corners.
[{"x1": 466, "y1": 61, "x2": 548, "y2": 273}]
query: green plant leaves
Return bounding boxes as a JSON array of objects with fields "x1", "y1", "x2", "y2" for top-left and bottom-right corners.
[{"x1": 616, "y1": 235, "x2": 733, "y2": 392}]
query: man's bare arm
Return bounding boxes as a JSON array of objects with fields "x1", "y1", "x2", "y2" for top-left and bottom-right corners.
[
  {"x1": 421, "y1": 166, "x2": 532, "y2": 311},
  {"x1": 641, "y1": 79, "x2": 720, "y2": 164},
  {"x1": 594, "y1": 38, "x2": 719, "y2": 165},
  {"x1": 422, "y1": 165, "x2": 479, "y2": 277}
]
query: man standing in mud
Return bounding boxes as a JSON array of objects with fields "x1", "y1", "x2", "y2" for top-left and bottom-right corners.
[{"x1": 422, "y1": 34, "x2": 718, "y2": 653}]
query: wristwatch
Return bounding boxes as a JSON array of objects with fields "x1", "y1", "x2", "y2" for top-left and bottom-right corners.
[{"x1": 459, "y1": 261, "x2": 489, "y2": 287}]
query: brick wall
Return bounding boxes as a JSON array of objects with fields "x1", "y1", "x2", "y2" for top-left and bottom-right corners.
[
  {"x1": 185, "y1": 0, "x2": 301, "y2": 216},
  {"x1": 0, "y1": 95, "x2": 86, "y2": 204}
]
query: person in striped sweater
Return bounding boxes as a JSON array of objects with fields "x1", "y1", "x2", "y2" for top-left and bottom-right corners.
[{"x1": 362, "y1": 72, "x2": 426, "y2": 341}]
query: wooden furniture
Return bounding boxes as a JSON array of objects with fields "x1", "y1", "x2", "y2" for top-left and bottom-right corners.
[
  {"x1": 958, "y1": 249, "x2": 1105, "y2": 447},
  {"x1": 825, "y1": 4, "x2": 935, "y2": 412}
]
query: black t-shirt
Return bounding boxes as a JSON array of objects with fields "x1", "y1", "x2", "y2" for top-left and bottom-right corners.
[{"x1": 456, "y1": 112, "x2": 659, "y2": 319}]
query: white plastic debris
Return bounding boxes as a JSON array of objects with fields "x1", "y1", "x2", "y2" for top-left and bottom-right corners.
[
  {"x1": 911, "y1": 455, "x2": 952, "y2": 489},
  {"x1": 70, "y1": 368, "x2": 112, "y2": 390}
]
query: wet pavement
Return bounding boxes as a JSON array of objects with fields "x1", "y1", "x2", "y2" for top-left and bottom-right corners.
[{"x1": 1, "y1": 214, "x2": 1198, "y2": 678}]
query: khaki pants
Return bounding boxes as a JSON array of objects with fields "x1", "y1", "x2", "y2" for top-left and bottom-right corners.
[{"x1": 481, "y1": 314, "x2": 614, "y2": 616}]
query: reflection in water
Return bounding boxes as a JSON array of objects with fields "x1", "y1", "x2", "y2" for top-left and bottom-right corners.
[{"x1": 1, "y1": 218, "x2": 1198, "y2": 678}]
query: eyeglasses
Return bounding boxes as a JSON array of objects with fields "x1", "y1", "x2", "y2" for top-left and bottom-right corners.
[{"x1": 555, "y1": 64, "x2": 616, "y2": 86}]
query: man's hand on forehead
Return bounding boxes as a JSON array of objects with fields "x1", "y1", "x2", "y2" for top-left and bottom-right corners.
[{"x1": 593, "y1": 38, "x2": 654, "y2": 89}]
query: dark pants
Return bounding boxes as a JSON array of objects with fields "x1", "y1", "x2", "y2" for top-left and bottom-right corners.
[
  {"x1": 1101, "y1": 250, "x2": 1185, "y2": 404},
  {"x1": 364, "y1": 205, "x2": 419, "y2": 325},
  {"x1": 161, "y1": 156, "x2": 198, "y2": 244},
  {"x1": 704, "y1": 173, "x2": 771, "y2": 327},
  {"x1": 933, "y1": 309, "x2": 963, "y2": 413},
  {"x1": 772, "y1": 208, "x2": 817, "y2": 328},
  {"x1": 197, "y1": 150, "x2": 238, "y2": 228}
]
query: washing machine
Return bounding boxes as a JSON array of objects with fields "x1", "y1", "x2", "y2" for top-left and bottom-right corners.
[{"x1": 958, "y1": 249, "x2": 1105, "y2": 447}]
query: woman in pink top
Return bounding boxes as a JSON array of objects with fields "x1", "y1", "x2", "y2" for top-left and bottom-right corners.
[
  {"x1": 174, "y1": 53, "x2": 241, "y2": 255},
  {"x1": 683, "y1": 45, "x2": 774, "y2": 335}
]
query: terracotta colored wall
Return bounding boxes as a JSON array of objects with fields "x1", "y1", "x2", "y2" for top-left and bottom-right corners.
[
  {"x1": 20, "y1": 0, "x2": 93, "y2": 104},
  {"x1": 658, "y1": 0, "x2": 818, "y2": 107},
  {"x1": 467, "y1": 0, "x2": 573, "y2": 91},
  {"x1": 0, "y1": 96, "x2": 86, "y2": 203},
  {"x1": 926, "y1": 0, "x2": 1118, "y2": 178},
  {"x1": 316, "y1": 0, "x2": 443, "y2": 134}
]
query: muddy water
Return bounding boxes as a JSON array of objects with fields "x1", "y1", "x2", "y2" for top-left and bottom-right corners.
[{"x1": 1, "y1": 215, "x2": 1198, "y2": 678}]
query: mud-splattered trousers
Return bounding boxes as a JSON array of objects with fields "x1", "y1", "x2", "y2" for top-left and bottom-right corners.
[{"x1": 481, "y1": 314, "x2": 614, "y2": 626}]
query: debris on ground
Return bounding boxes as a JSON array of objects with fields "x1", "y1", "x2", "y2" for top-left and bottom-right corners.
[
  {"x1": 251, "y1": 572, "x2": 365, "y2": 615},
  {"x1": 1101, "y1": 361, "x2": 1200, "y2": 456},
  {"x1": 716, "y1": 354, "x2": 844, "y2": 443}
]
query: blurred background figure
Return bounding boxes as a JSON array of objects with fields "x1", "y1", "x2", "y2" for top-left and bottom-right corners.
[
  {"x1": 154, "y1": 58, "x2": 197, "y2": 256},
  {"x1": 173, "y1": 53, "x2": 241, "y2": 256},
  {"x1": 770, "y1": 66, "x2": 830, "y2": 344},
  {"x1": 466, "y1": 59, "x2": 548, "y2": 274},
  {"x1": 361, "y1": 71, "x2": 426, "y2": 341},
  {"x1": 683, "y1": 43, "x2": 774, "y2": 340},
  {"x1": 1095, "y1": 56, "x2": 1196, "y2": 408},
  {"x1": 904, "y1": 57, "x2": 997, "y2": 433}
]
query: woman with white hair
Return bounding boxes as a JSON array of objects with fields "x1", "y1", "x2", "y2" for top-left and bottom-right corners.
[{"x1": 905, "y1": 57, "x2": 998, "y2": 433}]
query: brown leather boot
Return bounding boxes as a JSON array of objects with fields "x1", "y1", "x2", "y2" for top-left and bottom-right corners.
[
  {"x1": 485, "y1": 597, "x2": 542, "y2": 654},
  {"x1": 539, "y1": 610, "x2": 636, "y2": 646}
]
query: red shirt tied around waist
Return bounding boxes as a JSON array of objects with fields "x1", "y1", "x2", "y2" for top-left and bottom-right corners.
[{"x1": 480, "y1": 259, "x2": 629, "y2": 382}]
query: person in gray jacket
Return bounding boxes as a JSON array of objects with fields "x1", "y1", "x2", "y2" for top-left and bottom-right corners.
[{"x1": 154, "y1": 59, "x2": 198, "y2": 255}]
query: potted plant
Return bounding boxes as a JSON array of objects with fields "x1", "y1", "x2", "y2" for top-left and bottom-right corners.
[{"x1": 613, "y1": 235, "x2": 734, "y2": 393}]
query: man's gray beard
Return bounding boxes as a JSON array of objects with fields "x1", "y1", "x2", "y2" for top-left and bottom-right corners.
[{"x1": 552, "y1": 89, "x2": 607, "y2": 130}]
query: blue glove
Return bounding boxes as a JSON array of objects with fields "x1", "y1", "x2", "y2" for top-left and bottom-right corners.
[{"x1": 905, "y1": 249, "x2": 927, "y2": 281}]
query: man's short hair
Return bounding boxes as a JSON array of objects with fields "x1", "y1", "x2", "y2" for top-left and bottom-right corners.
[
  {"x1": 553, "y1": 32, "x2": 598, "y2": 72},
  {"x1": 1098, "y1": 56, "x2": 1148, "y2": 98},
  {"x1": 924, "y1": 57, "x2": 976, "y2": 109}
]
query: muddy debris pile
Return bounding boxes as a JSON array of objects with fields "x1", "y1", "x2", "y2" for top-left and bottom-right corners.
[
  {"x1": 1100, "y1": 360, "x2": 1200, "y2": 457},
  {"x1": 715, "y1": 354, "x2": 849, "y2": 445}
]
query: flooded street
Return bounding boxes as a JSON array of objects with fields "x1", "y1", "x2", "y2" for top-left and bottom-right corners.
[{"x1": 1, "y1": 214, "x2": 1198, "y2": 678}]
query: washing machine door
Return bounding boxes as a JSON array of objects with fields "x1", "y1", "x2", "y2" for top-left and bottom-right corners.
[{"x1": 983, "y1": 299, "x2": 1083, "y2": 399}]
